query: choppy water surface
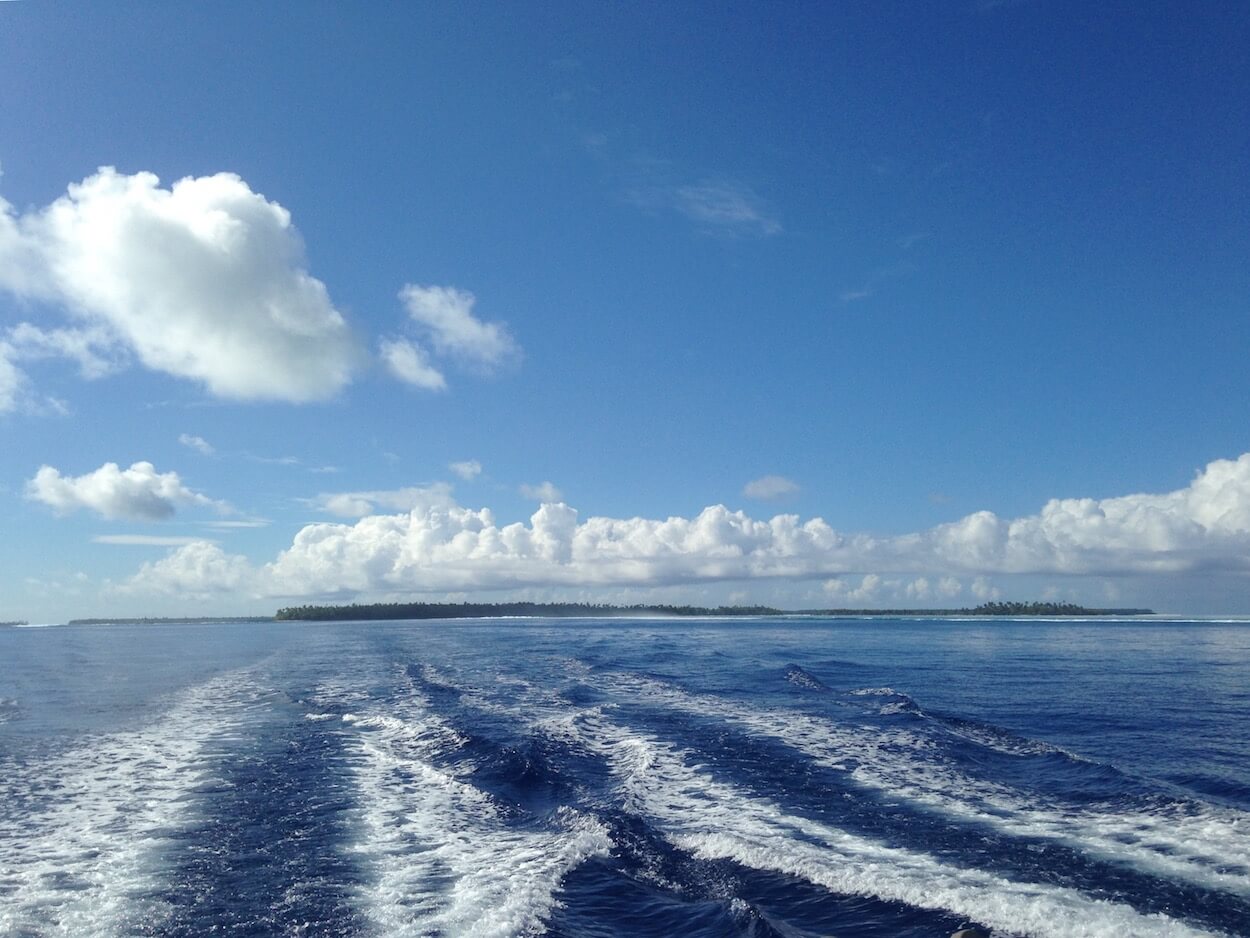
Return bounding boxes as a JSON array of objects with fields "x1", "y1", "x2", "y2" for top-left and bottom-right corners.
[{"x1": 2, "y1": 617, "x2": 1248, "y2": 937}]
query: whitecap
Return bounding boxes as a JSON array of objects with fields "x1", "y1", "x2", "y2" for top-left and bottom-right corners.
[
  {"x1": 0, "y1": 668, "x2": 268, "y2": 936},
  {"x1": 592, "y1": 670, "x2": 1250, "y2": 898},
  {"x1": 329, "y1": 675, "x2": 611, "y2": 937},
  {"x1": 561, "y1": 710, "x2": 1222, "y2": 938}
]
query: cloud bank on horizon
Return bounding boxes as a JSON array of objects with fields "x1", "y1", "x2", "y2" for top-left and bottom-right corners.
[{"x1": 116, "y1": 452, "x2": 1250, "y2": 601}]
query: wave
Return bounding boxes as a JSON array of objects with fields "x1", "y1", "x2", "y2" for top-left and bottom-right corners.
[
  {"x1": 549, "y1": 708, "x2": 1220, "y2": 938},
  {"x1": 783, "y1": 664, "x2": 829, "y2": 691},
  {"x1": 930, "y1": 712, "x2": 1081, "y2": 758},
  {"x1": 0, "y1": 668, "x2": 268, "y2": 937},
  {"x1": 388, "y1": 661, "x2": 1234, "y2": 936},
  {"x1": 325, "y1": 673, "x2": 610, "y2": 937},
  {"x1": 589, "y1": 669, "x2": 1250, "y2": 899}
]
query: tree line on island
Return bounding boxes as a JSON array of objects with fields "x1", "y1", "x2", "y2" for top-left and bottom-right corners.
[{"x1": 272, "y1": 600, "x2": 1152, "y2": 621}]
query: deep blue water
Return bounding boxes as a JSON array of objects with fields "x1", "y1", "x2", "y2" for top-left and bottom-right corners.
[{"x1": 2, "y1": 617, "x2": 1248, "y2": 937}]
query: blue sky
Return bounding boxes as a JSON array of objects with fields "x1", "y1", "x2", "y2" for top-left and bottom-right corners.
[{"x1": 2, "y1": 1, "x2": 1248, "y2": 620}]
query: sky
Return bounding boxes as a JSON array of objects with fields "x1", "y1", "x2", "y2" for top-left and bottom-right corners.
[{"x1": 1, "y1": 0, "x2": 1248, "y2": 621}]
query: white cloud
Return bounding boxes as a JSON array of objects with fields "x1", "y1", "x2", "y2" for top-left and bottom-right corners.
[
  {"x1": 823, "y1": 574, "x2": 963, "y2": 607},
  {"x1": 27, "y1": 461, "x2": 230, "y2": 521},
  {"x1": 5, "y1": 322, "x2": 121, "y2": 379},
  {"x1": 309, "y1": 482, "x2": 456, "y2": 518},
  {"x1": 399, "y1": 284, "x2": 517, "y2": 369},
  {"x1": 823, "y1": 575, "x2": 883, "y2": 603},
  {"x1": 839, "y1": 287, "x2": 873, "y2": 304},
  {"x1": 379, "y1": 336, "x2": 446, "y2": 391},
  {"x1": 970, "y1": 576, "x2": 1000, "y2": 601},
  {"x1": 743, "y1": 475, "x2": 800, "y2": 500},
  {"x1": 120, "y1": 452, "x2": 1250, "y2": 601},
  {"x1": 93, "y1": 534, "x2": 210, "y2": 546},
  {"x1": 0, "y1": 342, "x2": 24, "y2": 414},
  {"x1": 0, "y1": 167, "x2": 362, "y2": 402},
  {"x1": 178, "y1": 433, "x2": 215, "y2": 455},
  {"x1": 904, "y1": 576, "x2": 932, "y2": 601},
  {"x1": 123, "y1": 539, "x2": 254, "y2": 598},
  {"x1": 673, "y1": 180, "x2": 781, "y2": 236},
  {"x1": 0, "y1": 339, "x2": 68, "y2": 416},
  {"x1": 248, "y1": 453, "x2": 301, "y2": 467},
  {"x1": 449, "y1": 459, "x2": 482, "y2": 480},
  {"x1": 520, "y1": 481, "x2": 563, "y2": 502}
]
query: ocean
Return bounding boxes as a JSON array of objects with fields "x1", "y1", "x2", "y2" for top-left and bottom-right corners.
[{"x1": 1, "y1": 617, "x2": 1247, "y2": 937}]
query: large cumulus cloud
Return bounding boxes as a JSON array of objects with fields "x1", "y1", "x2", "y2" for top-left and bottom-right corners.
[
  {"x1": 124, "y1": 454, "x2": 1250, "y2": 599},
  {"x1": 27, "y1": 461, "x2": 229, "y2": 521},
  {"x1": 0, "y1": 167, "x2": 362, "y2": 402}
]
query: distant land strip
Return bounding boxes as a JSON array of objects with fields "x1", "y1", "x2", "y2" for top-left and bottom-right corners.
[
  {"x1": 64, "y1": 616, "x2": 276, "y2": 625},
  {"x1": 272, "y1": 600, "x2": 1154, "y2": 621}
]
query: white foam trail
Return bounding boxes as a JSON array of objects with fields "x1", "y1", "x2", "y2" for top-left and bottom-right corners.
[
  {"x1": 553, "y1": 709, "x2": 1222, "y2": 938},
  {"x1": 331, "y1": 678, "x2": 610, "y2": 937},
  {"x1": 0, "y1": 669, "x2": 267, "y2": 937},
  {"x1": 593, "y1": 670, "x2": 1250, "y2": 898}
]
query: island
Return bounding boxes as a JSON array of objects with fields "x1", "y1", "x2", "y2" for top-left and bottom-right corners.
[{"x1": 273, "y1": 600, "x2": 1153, "y2": 621}]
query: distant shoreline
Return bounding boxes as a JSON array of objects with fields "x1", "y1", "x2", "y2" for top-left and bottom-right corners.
[
  {"x1": 48, "y1": 601, "x2": 1164, "y2": 627},
  {"x1": 272, "y1": 600, "x2": 1155, "y2": 622},
  {"x1": 64, "y1": 616, "x2": 276, "y2": 626}
]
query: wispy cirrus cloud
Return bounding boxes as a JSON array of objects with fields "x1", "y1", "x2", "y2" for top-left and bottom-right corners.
[
  {"x1": 671, "y1": 180, "x2": 782, "y2": 237},
  {"x1": 628, "y1": 176, "x2": 781, "y2": 237},
  {"x1": 93, "y1": 534, "x2": 211, "y2": 547},
  {"x1": 838, "y1": 261, "x2": 914, "y2": 305},
  {"x1": 839, "y1": 288, "x2": 874, "y2": 304},
  {"x1": 0, "y1": 338, "x2": 69, "y2": 416},
  {"x1": 308, "y1": 482, "x2": 456, "y2": 519},
  {"x1": 743, "y1": 475, "x2": 800, "y2": 500},
  {"x1": 178, "y1": 433, "x2": 215, "y2": 456},
  {"x1": 0, "y1": 342, "x2": 25, "y2": 414},
  {"x1": 583, "y1": 132, "x2": 780, "y2": 237},
  {"x1": 4, "y1": 322, "x2": 122, "y2": 380}
]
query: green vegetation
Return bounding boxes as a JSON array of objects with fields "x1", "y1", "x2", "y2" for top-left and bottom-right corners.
[
  {"x1": 962, "y1": 601, "x2": 1152, "y2": 616},
  {"x1": 274, "y1": 601, "x2": 782, "y2": 621},
  {"x1": 273, "y1": 600, "x2": 1152, "y2": 621}
]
